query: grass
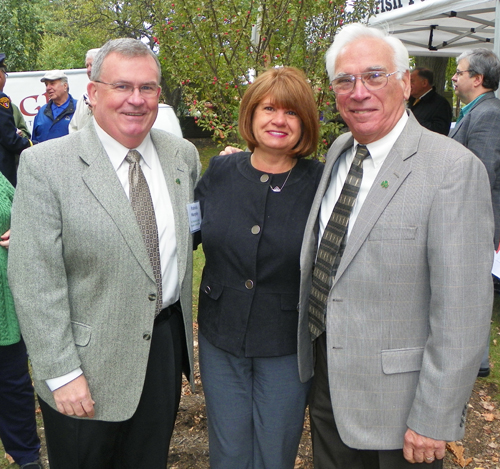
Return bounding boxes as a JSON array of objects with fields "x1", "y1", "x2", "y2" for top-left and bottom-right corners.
[
  {"x1": 187, "y1": 137, "x2": 224, "y2": 172},
  {"x1": 187, "y1": 137, "x2": 222, "y2": 321}
]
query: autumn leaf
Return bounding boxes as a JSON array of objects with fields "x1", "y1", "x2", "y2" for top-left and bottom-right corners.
[
  {"x1": 447, "y1": 442, "x2": 473, "y2": 467},
  {"x1": 480, "y1": 401, "x2": 495, "y2": 411}
]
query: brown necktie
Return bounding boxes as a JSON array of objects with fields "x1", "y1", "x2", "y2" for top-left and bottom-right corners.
[
  {"x1": 125, "y1": 150, "x2": 163, "y2": 316},
  {"x1": 308, "y1": 145, "x2": 370, "y2": 340}
]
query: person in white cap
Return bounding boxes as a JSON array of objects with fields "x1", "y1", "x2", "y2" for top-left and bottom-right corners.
[{"x1": 32, "y1": 70, "x2": 77, "y2": 142}]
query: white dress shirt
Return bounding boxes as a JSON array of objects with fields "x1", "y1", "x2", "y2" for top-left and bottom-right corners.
[
  {"x1": 319, "y1": 112, "x2": 408, "y2": 242},
  {"x1": 46, "y1": 120, "x2": 179, "y2": 391}
]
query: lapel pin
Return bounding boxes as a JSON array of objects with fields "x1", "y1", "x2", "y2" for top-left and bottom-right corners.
[
  {"x1": 381, "y1": 180, "x2": 389, "y2": 188},
  {"x1": 175, "y1": 178, "x2": 181, "y2": 185}
]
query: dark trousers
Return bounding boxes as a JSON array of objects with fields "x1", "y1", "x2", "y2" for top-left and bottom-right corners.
[
  {"x1": 39, "y1": 305, "x2": 186, "y2": 469},
  {"x1": 0, "y1": 338, "x2": 40, "y2": 466},
  {"x1": 309, "y1": 333, "x2": 444, "y2": 469}
]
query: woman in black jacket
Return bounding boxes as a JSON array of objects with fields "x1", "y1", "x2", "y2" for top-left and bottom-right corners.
[{"x1": 195, "y1": 67, "x2": 323, "y2": 469}]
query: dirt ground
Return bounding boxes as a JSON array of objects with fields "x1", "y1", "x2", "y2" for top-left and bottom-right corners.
[
  {"x1": 167, "y1": 326, "x2": 500, "y2": 469},
  {"x1": 17, "y1": 325, "x2": 500, "y2": 469}
]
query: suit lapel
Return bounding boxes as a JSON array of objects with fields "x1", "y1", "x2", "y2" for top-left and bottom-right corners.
[
  {"x1": 152, "y1": 130, "x2": 190, "y2": 285},
  {"x1": 449, "y1": 116, "x2": 464, "y2": 138},
  {"x1": 300, "y1": 133, "x2": 353, "y2": 273},
  {"x1": 333, "y1": 116, "x2": 418, "y2": 283},
  {"x1": 79, "y1": 126, "x2": 155, "y2": 282},
  {"x1": 449, "y1": 91, "x2": 494, "y2": 138}
]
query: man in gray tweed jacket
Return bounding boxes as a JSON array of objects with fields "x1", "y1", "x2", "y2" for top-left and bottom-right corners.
[
  {"x1": 298, "y1": 23, "x2": 494, "y2": 468},
  {"x1": 8, "y1": 39, "x2": 200, "y2": 469}
]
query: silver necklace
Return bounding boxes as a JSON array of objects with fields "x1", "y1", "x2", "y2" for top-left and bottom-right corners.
[{"x1": 270, "y1": 167, "x2": 293, "y2": 193}]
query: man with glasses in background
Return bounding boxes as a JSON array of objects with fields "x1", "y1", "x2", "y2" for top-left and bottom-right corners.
[
  {"x1": 9, "y1": 38, "x2": 201, "y2": 469},
  {"x1": 297, "y1": 23, "x2": 494, "y2": 468},
  {"x1": 449, "y1": 48, "x2": 500, "y2": 379}
]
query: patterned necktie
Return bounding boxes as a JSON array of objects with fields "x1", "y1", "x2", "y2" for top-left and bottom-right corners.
[
  {"x1": 125, "y1": 150, "x2": 163, "y2": 316},
  {"x1": 308, "y1": 145, "x2": 370, "y2": 340}
]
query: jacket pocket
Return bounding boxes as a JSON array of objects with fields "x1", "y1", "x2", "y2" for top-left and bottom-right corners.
[
  {"x1": 381, "y1": 347, "x2": 424, "y2": 374},
  {"x1": 369, "y1": 226, "x2": 417, "y2": 241},
  {"x1": 71, "y1": 321, "x2": 91, "y2": 347},
  {"x1": 200, "y1": 279, "x2": 223, "y2": 300}
]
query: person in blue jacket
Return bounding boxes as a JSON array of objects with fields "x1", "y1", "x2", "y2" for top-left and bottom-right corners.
[
  {"x1": 32, "y1": 70, "x2": 77, "y2": 142},
  {"x1": 0, "y1": 53, "x2": 33, "y2": 186}
]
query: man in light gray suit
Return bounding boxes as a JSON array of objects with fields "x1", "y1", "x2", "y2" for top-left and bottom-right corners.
[
  {"x1": 449, "y1": 48, "x2": 500, "y2": 377},
  {"x1": 298, "y1": 24, "x2": 494, "y2": 468},
  {"x1": 8, "y1": 38, "x2": 201, "y2": 468}
]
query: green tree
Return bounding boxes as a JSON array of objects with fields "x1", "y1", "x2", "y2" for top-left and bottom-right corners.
[
  {"x1": 36, "y1": 0, "x2": 182, "y2": 98},
  {"x1": 36, "y1": 0, "x2": 120, "y2": 70},
  {"x1": 0, "y1": 0, "x2": 44, "y2": 71},
  {"x1": 156, "y1": 0, "x2": 374, "y2": 155}
]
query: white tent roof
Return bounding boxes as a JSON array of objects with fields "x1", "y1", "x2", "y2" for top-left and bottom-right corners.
[{"x1": 368, "y1": 0, "x2": 499, "y2": 57}]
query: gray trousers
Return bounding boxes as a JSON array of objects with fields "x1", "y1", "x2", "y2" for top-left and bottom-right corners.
[{"x1": 199, "y1": 331, "x2": 311, "y2": 469}]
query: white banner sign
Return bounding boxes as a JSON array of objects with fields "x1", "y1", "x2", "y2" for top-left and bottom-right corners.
[
  {"x1": 370, "y1": 0, "x2": 490, "y2": 26},
  {"x1": 4, "y1": 69, "x2": 89, "y2": 133},
  {"x1": 4, "y1": 68, "x2": 183, "y2": 137}
]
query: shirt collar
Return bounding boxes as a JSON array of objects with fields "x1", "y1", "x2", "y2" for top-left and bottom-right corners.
[
  {"x1": 353, "y1": 111, "x2": 408, "y2": 168},
  {"x1": 93, "y1": 119, "x2": 153, "y2": 171},
  {"x1": 414, "y1": 88, "x2": 433, "y2": 100},
  {"x1": 51, "y1": 94, "x2": 70, "y2": 109},
  {"x1": 457, "y1": 92, "x2": 488, "y2": 123}
]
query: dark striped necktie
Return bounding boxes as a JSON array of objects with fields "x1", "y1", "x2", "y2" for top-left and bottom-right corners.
[{"x1": 308, "y1": 145, "x2": 370, "y2": 340}]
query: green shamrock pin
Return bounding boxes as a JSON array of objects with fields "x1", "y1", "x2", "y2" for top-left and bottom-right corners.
[
  {"x1": 381, "y1": 180, "x2": 389, "y2": 188},
  {"x1": 175, "y1": 178, "x2": 181, "y2": 185}
]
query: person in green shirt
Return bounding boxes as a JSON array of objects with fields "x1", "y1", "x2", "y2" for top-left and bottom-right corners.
[{"x1": 0, "y1": 171, "x2": 42, "y2": 468}]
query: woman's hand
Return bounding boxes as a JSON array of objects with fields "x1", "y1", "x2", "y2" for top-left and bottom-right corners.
[{"x1": 0, "y1": 229, "x2": 10, "y2": 249}]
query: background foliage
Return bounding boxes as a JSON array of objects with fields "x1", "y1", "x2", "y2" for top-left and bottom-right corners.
[
  {"x1": 0, "y1": 0, "x2": 43, "y2": 71},
  {"x1": 0, "y1": 0, "x2": 379, "y2": 154},
  {"x1": 156, "y1": 0, "x2": 375, "y2": 153}
]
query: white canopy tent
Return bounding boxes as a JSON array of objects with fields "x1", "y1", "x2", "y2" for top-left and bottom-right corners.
[{"x1": 368, "y1": 0, "x2": 500, "y2": 58}]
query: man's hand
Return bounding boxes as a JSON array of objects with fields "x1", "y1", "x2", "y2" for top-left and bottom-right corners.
[
  {"x1": 403, "y1": 428, "x2": 446, "y2": 464},
  {"x1": 219, "y1": 146, "x2": 241, "y2": 155},
  {"x1": 52, "y1": 374, "x2": 95, "y2": 418}
]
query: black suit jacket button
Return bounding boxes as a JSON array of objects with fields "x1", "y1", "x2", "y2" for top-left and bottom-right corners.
[
  {"x1": 148, "y1": 293, "x2": 157, "y2": 301},
  {"x1": 251, "y1": 225, "x2": 261, "y2": 235},
  {"x1": 245, "y1": 279, "x2": 254, "y2": 289},
  {"x1": 143, "y1": 332, "x2": 151, "y2": 341},
  {"x1": 204, "y1": 285, "x2": 211, "y2": 294}
]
